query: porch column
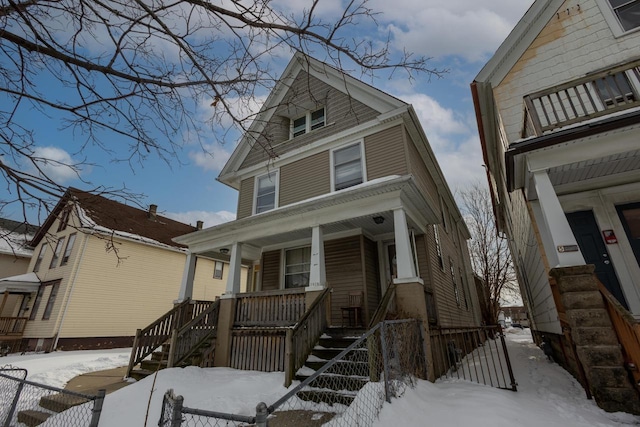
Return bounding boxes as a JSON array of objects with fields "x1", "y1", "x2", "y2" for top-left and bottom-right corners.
[
  {"x1": 224, "y1": 242, "x2": 243, "y2": 297},
  {"x1": 532, "y1": 170, "x2": 585, "y2": 267},
  {"x1": 393, "y1": 208, "x2": 417, "y2": 281},
  {"x1": 176, "y1": 252, "x2": 196, "y2": 303},
  {"x1": 308, "y1": 225, "x2": 326, "y2": 289}
]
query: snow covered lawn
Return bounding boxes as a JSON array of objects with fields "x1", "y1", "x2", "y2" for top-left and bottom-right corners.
[{"x1": 2, "y1": 329, "x2": 640, "y2": 426}]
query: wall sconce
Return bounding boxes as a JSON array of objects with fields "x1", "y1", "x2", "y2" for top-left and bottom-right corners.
[
  {"x1": 373, "y1": 216, "x2": 385, "y2": 225},
  {"x1": 219, "y1": 248, "x2": 229, "y2": 254}
]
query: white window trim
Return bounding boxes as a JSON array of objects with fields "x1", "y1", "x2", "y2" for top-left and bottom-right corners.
[
  {"x1": 329, "y1": 140, "x2": 367, "y2": 192},
  {"x1": 252, "y1": 170, "x2": 279, "y2": 215},
  {"x1": 290, "y1": 107, "x2": 326, "y2": 139},
  {"x1": 281, "y1": 245, "x2": 311, "y2": 289},
  {"x1": 598, "y1": 0, "x2": 640, "y2": 38}
]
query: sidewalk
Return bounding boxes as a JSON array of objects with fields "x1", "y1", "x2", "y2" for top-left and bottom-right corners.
[{"x1": 64, "y1": 366, "x2": 131, "y2": 395}]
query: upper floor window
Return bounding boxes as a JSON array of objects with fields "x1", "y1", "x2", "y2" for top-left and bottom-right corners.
[
  {"x1": 49, "y1": 236, "x2": 65, "y2": 269},
  {"x1": 42, "y1": 281, "x2": 60, "y2": 320},
  {"x1": 33, "y1": 244, "x2": 47, "y2": 273},
  {"x1": 333, "y1": 142, "x2": 364, "y2": 191},
  {"x1": 284, "y1": 246, "x2": 311, "y2": 288},
  {"x1": 608, "y1": 0, "x2": 640, "y2": 32},
  {"x1": 57, "y1": 205, "x2": 72, "y2": 232},
  {"x1": 291, "y1": 108, "x2": 325, "y2": 138},
  {"x1": 433, "y1": 225, "x2": 444, "y2": 270},
  {"x1": 254, "y1": 171, "x2": 278, "y2": 214},
  {"x1": 61, "y1": 233, "x2": 76, "y2": 266}
]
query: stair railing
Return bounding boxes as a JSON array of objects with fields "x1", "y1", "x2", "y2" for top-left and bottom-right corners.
[
  {"x1": 126, "y1": 298, "x2": 213, "y2": 377},
  {"x1": 598, "y1": 279, "x2": 640, "y2": 387},
  {"x1": 368, "y1": 282, "x2": 396, "y2": 329},
  {"x1": 284, "y1": 287, "x2": 331, "y2": 386},
  {"x1": 168, "y1": 299, "x2": 220, "y2": 368}
]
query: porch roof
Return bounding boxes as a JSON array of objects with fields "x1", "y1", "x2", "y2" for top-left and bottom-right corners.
[
  {"x1": 174, "y1": 175, "x2": 439, "y2": 258},
  {"x1": 0, "y1": 272, "x2": 40, "y2": 293}
]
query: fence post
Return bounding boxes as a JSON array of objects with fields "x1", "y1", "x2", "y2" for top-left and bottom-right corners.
[
  {"x1": 4, "y1": 380, "x2": 25, "y2": 427},
  {"x1": 167, "y1": 329, "x2": 178, "y2": 368},
  {"x1": 170, "y1": 394, "x2": 184, "y2": 427},
  {"x1": 380, "y1": 322, "x2": 391, "y2": 403},
  {"x1": 498, "y1": 331, "x2": 518, "y2": 391},
  {"x1": 255, "y1": 402, "x2": 268, "y2": 427},
  {"x1": 88, "y1": 389, "x2": 106, "y2": 427},
  {"x1": 284, "y1": 329, "x2": 294, "y2": 387}
]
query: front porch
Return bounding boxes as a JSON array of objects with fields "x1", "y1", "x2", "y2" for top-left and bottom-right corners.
[{"x1": 0, "y1": 273, "x2": 40, "y2": 351}]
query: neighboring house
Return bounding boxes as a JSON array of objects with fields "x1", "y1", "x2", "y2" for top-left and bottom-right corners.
[
  {"x1": 156, "y1": 53, "x2": 481, "y2": 381},
  {"x1": 500, "y1": 306, "x2": 529, "y2": 327},
  {"x1": 0, "y1": 218, "x2": 37, "y2": 279},
  {"x1": 0, "y1": 188, "x2": 245, "y2": 352},
  {"x1": 472, "y1": 0, "x2": 640, "y2": 413}
]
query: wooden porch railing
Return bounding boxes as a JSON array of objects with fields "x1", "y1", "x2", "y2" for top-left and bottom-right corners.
[
  {"x1": 523, "y1": 58, "x2": 640, "y2": 135},
  {"x1": 168, "y1": 300, "x2": 220, "y2": 368},
  {"x1": 0, "y1": 317, "x2": 28, "y2": 336},
  {"x1": 234, "y1": 288, "x2": 306, "y2": 327},
  {"x1": 285, "y1": 287, "x2": 331, "y2": 386},
  {"x1": 598, "y1": 280, "x2": 640, "y2": 387},
  {"x1": 368, "y1": 282, "x2": 396, "y2": 329},
  {"x1": 126, "y1": 299, "x2": 214, "y2": 377}
]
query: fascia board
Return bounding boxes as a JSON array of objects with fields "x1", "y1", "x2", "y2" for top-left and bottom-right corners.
[{"x1": 475, "y1": 0, "x2": 562, "y2": 86}]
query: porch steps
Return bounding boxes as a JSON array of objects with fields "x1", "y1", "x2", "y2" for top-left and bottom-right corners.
[
  {"x1": 17, "y1": 409, "x2": 52, "y2": 427},
  {"x1": 295, "y1": 327, "x2": 367, "y2": 406}
]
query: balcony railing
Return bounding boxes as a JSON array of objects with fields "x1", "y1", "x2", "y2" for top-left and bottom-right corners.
[
  {"x1": 0, "y1": 317, "x2": 28, "y2": 337},
  {"x1": 523, "y1": 59, "x2": 640, "y2": 136}
]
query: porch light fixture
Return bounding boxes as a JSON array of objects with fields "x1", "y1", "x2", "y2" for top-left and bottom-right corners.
[
  {"x1": 373, "y1": 216, "x2": 385, "y2": 225},
  {"x1": 219, "y1": 248, "x2": 229, "y2": 254}
]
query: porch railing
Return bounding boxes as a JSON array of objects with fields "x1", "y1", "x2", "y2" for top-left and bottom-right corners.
[
  {"x1": 234, "y1": 288, "x2": 306, "y2": 327},
  {"x1": 285, "y1": 287, "x2": 331, "y2": 386},
  {"x1": 0, "y1": 317, "x2": 28, "y2": 336},
  {"x1": 598, "y1": 280, "x2": 640, "y2": 387},
  {"x1": 168, "y1": 300, "x2": 220, "y2": 368},
  {"x1": 523, "y1": 58, "x2": 640, "y2": 135},
  {"x1": 126, "y1": 299, "x2": 214, "y2": 377}
]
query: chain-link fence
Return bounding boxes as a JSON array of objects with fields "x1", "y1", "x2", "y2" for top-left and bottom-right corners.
[
  {"x1": 0, "y1": 366, "x2": 105, "y2": 427},
  {"x1": 158, "y1": 319, "x2": 425, "y2": 427}
]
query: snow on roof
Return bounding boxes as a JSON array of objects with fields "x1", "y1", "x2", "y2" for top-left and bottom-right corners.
[{"x1": 0, "y1": 220, "x2": 36, "y2": 257}]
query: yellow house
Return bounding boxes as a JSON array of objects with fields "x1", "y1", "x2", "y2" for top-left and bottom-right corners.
[{"x1": 1, "y1": 188, "x2": 246, "y2": 352}]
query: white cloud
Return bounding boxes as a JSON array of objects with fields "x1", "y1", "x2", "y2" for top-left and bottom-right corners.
[
  {"x1": 189, "y1": 143, "x2": 234, "y2": 173},
  {"x1": 31, "y1": 146, "x2": 81, "y2": 183},
  {"x1": 164, "y1": 210, "x2": 236, "y2": 228}
]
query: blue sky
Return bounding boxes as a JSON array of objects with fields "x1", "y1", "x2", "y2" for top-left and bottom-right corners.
[{"x1": 0, "y1": 0, "x2": 534, "y2": 228}]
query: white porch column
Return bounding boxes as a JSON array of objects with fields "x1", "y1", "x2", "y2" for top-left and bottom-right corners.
[
  {"x1": 223, "y1": 242, "x2": 243, "y2": 297},
  {"x1": 308, "y1": 225, "x2": 326, "y2": 289},
  {"x1": 532, "y1": 170, "x2": 585, "y2": 267},
  {"x1": 176, "y1": 252, "x2": 197, "y2": 302},
  {"x1": 393, "y1": 208, "x2": 418, "y2": 280}
]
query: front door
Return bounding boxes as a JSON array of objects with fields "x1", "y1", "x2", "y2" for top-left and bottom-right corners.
[
  {"x1": 566, "y1": 210, "x2": 629, "y2": 309},
  {"x1": 617, "y1": 202, "x2": 640, "y2": 270}
]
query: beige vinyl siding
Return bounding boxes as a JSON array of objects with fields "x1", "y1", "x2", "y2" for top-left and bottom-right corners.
[
  {"x1": 260, "y1": 250, "x2": 281, "y2": 291},
  {"x1": 0, "y1": 255, "x2": 30, "y2": 279},
  {"x1": 406, "y1": 131, "x2": 439, "y2": 209},
  {"x1": 279, "y1": 151, "x2": 330, "y2": 207},
  {"x1": 56, "y1": 235, "x2": 187, "y2": 338},
  {"x1": 363, "y1": 236, "x2": 380, "y2": 324},
  {"x1": 191, "y1": 257, "x2": 248, "y2": 301},
  {"x1": 240, "y1": 71, "x2": 380, "y2": 169},
  {"x1": 364, "y1": 125, "x2": 407, "y2": 180},
  {"x1": 237, "y1": 177, "x2": 255, "y2": 220},
  {"x1": 326, "y1": 235, "x2": 364, "y2": 325}
]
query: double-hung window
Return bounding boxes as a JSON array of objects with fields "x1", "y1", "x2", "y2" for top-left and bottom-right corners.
[
  {"x1": 333, "y1": 143, "x2": 364, "y2": 191},
  {"x1": 213, "y1": 261, "x2": 224, "y2": 280},
  {"x1": 42, "y1": 281, "x2": 60, "y2": 320},
  {"x1": 284, "y1": 246, "x2": 311, "y2": 288},
  {"x1": 291, "y1": 108, "x2": 325, "y2": 138},
  {"x1": 49, "y1": 237, "x2": 65, "y2": 269},
  {"x1": 255, "y1": 171, "x2": 278, "y2": 214},
  {"x1": 33, "y1": 244, "x2": 47, "y2": 272},
  {"x1": 61, "y1": 233, "x2": 76, "y2": 266},
  {"x1": 608, "y1": 0, "x2": 640, "y2": 32}
]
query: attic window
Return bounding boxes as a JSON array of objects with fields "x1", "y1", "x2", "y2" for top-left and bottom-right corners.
[
  {"x1": 57, "y1": 206, "x2": 71, "y2": 232},
  {"x1": 608, "y1": 0, "x2": 640, "y2": 32},
  {"x1": 291, "y1": 108, "x2": 325, "y2": 138}
]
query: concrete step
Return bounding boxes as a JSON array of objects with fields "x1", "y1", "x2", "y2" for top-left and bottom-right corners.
[
  {"x1": 296, "y1": 389, "x2": 355, "y2": 406},
  {"x1": 17, "y1": 410, "x2": 51, "y2": 427},
  {"x1": 39, "y1": 393, "x2": 89, "y2": 413}
]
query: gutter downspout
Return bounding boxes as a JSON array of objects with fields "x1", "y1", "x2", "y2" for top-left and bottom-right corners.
[{"x1": 53, "y1": 232, "x2": 90, "y2": 350}]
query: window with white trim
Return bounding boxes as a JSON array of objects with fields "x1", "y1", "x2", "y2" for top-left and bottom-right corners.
[
  {"x1": 284, "y1": 246, "x2": 311, "y2": 288},
  {"x1": 33, "y1": 244, "x2": 47, "y2": 272},
  {"x1": 42, "y1": 281, "x2": 60, "y2": 320},
  {"x1": 61, "y1": 233, "x2": 76, "y2": 266},
  {"x1": 450, "y1": 257, "x2": 461, "y2": 307},
  {"x1": 433, "y1": 225, "x2": 444, "y2": 270},
  {"x1": 49, "y1": 237, "x2": 65, "y2": 269},
  {"x1": 254, "y1": 171, "x2": 278, "y2": 214},
  {"x1": 291, "y1": 108, "x2": 325, "y2": 138},
  {"x1": 29, "y1": 285, "x2": 45, "y2": 320},
  {"x1": 213, "y1": 261, "x2": 224, "y2": 280},
  {"x1": 333, "y1": 143, "x2": 364, "y2": 191},
  {"x1": 608, "y1": 0, "x2": 640, "y2": 32}
]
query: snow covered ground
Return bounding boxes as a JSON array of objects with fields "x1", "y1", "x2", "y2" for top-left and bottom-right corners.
[{"x1": 2, "y1": 329, "x2": 640, "y2": 426}]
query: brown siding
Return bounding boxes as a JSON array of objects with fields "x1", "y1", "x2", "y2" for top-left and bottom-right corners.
[
  {"x1": 261, "y1": 250, "x2": 281, "y2": 291},
  {"x1": 406, "y1": 130, "x2": 438, "y2": 208},
  {"x1": 279, "y1": 151, "x2": 330, "y2": 207},
  {"x1": 363, "y1": 237, "x2": 380, "y2": 324},
  {"x1": 240, "y1": 71, "x2": 380, "y2": 169},
  {"x1": 325, "y1": 235, "x2": 364, "y2": 326},
  {"x1": 415, "y1": 234, "x2": 431, "y2": 288},
  {"x1": 365, "y1": 125, "x2": 407, "y2": 180},
  {"x1": 237, "y1": 177, "x2": 254, "y2": 220}
]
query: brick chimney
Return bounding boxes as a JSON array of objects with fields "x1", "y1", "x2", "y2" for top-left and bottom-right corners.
[
  {"x1": 148, "y1": 204, "x2": 157, "y2": 220},
  {"x1": 196, "y1": 220, "x2": 204, "y2": 230}
]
